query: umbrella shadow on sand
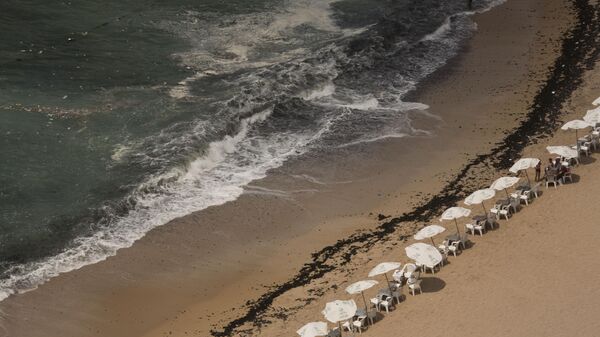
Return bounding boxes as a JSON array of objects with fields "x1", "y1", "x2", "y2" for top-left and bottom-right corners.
[{"x1": 420, "y1": 277, "x2": 446, "y2": 293}]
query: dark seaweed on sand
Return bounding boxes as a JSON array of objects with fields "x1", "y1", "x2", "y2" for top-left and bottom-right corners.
[{"x1": 211, "y1": 1, "x2": 600, "y2": 335}]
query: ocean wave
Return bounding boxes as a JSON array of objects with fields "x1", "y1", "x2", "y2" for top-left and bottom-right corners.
[{"x1": 0, "y1": 0, "x2": 508, "y2": 300}]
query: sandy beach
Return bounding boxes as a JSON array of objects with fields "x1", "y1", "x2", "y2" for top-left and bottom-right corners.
[{"x1": 3, "y1": 0, "x2": 600, "y2": 336}]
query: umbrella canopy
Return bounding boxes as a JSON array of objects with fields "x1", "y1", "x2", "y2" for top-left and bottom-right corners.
[
  {"x1": 546, "y1": 146, "x2": 578, "y2": 159},
  {"x1": 561, "y1": 119, "x2": 591, "y2": 130},
  {"x1": 414, "y1": 224, "x2": 446, "y2": 245},
  {"x1": 322, "y1": 299, "x2": 357, "y2": 323},
  {"x1": 368, "y1": 262, "x2": 402, "y2": 277},
  {"x1": 345, "y1": 280, "x2": 379, "y2": 294},
  {"x1": 345, "y1": 280, "x2": 378, "y2": 312},
  {"x1": 368, "y1": 262, "x2": 401, "y2": 295},
  {"x1": 405, "y1": 242, "x2": 443, "y2": 268},
  {"x1": 561, "y1": 120, "x2": 591, "y2": 146},
  {"x1": 583, "y1": 108, "x2": 600, "y2": 126},
  {"x1": 490, "y1": 176, "x2": 520, "y2": 198},
  {"x1": 464, "y1": 188, "x2": 495, "y2": 213},
  {"x1": 490, "y1": 176, "x2": 520, "y2": 190},
  {"x1": 509, "y1": 158, "x2": 540, "y2": 184},
  {"x1": 509, "y1": 158, "x2": 540, "y2": 173},
  {"x1": 297, "y1": 322, "x2": 328, "y2": 337},
  {"x1": 440, "y1": 206, "x2": 471, "y2": 234},
  {"x1": 593, "y1": 96, "x2": 600, "y2": 105}
]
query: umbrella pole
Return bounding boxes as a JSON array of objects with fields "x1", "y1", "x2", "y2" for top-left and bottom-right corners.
[
  {"x1": 339, "y1": 321, "x2": 343, "y2": 337},
  {"x1": 361, "y1": 291, "x2": 368, "y2": 313},
  {"x1": 430, "y1": 237, "x2": 435, "y2": 246},
  {"x1": 384, "y1": 273, "x2": 393, "y2": 296},
  {"x1": 480, "y1": 201, "x2": 487, "y2": 215},
  {"x1": 504, "y1": 188, "x2": 510, "y2": 199},
  {"x1": 524, "y1": 170, "x2": 531, "y2": 186},
  {"x1": 454, "y1": 218, "x2": 461, "y2": 236}
]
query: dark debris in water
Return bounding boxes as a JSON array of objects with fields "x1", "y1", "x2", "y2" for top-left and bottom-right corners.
[{"x1": 210, "y1": 1, "x2": 600, "y2": 336}]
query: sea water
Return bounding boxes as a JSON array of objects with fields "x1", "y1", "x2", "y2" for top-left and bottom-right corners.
[{"x1": 0, "y1": 0, "x2": 504, "y2": 299}]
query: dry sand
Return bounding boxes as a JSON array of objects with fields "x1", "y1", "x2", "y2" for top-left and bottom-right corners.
[
  {"x1": 261, "y1": 66, "x2": 600, "y2": 337},
  {"x1": 1, "y1": 0, "x2": 597, "y2": 336}
]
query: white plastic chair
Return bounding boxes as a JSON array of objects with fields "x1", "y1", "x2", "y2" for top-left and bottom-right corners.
[
  {"x1": 370, "y1": 297, "x2": 381, "y2": 311},
  {"x1": 366, "y1": 309, "x2": 377, "y2": 325},
  {"x1": 465, "y1": 223, "x2": 484, "y2": 236},
  {"x1": 448, "y1": 241, "x2": 461, "y2": 257},
  {"x1": 562, "y1": 171, "x2": 573, "y2": 183},
  {"x1": 419, "y1": 262, "x2": 436, "y2": 274},
  {"x1": 519, "y1": 190, "x2": 531, "y2": 205},
  {"x1": 486, "y1": 213, "x2": 497, "y2": 229},
  {"x1": 458, "y1": 234, "x2": 470, "y2": 249},
  {"x1": 408, "y1": 279, "x2": 422, "y2": 296},
  {"x1": 352, "y1": 316, "x2": 367, "y2": 333},
  {"x1": 492, "y1": 205, "x2": 510, "y2": 220},
  {"x1": 507, "y1": 198, "x2": 519, "y2": 214},
  {"x1": 530, "y1": 183, "x2": 541, "y2": 198},
  {"x1": 392, "y1": 269, "x2": 403, "y2": 284},
  {"x1": 403, "y1": 263, "x2": 419, "y2": 279},
  {"x1": 327, "y1": 327, "x2": 341, "y2": 337},
  {"x1": 546, "y1": 174, "x2": 559, "y2": 189},
  {"x1": 342, "y1": 320, "x2": 354, "y2": 332},
  {"x1": 391, "y1": 289, "x2": 402, "y2": 304},
  {"x1": 438, "y1": 239, "x2": 449, "y2": 251},
  {"x1": 572, "y1": 144, "x2": 590, "y2": 156},
  {"x1": 380, "y1": 297, "x2": 392, "y2": 313}
]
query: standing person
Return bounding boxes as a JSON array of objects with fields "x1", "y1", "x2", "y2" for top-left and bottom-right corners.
[
  {"x1": 546, "y1": 158, "x2": 554, "y2": 172},
  {"x1": 535, "y1": 159, "x2": 541, "y2": 181},
  {"x1": 554, "y1": 158, "x2": 562, "y2": 169}
]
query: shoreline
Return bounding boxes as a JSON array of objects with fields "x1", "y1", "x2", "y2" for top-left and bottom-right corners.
[
  {"x1": 219, "y1": 0, "x2": 599, "y2": 334},
  {"x1": 1, "y1": 0, "x2": 592, "y2": 336}
]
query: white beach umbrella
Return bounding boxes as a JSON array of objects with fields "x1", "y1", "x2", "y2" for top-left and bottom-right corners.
[
  {"x1": 464, "y1": 188, "x2": 496, "y2": 214},
  {"x1": 509, "y1": 158, "x2": 540, "y2": 185},
  {"x1": 440, "y1": 206, "x2": 471, "y2": 235},
  {"x1": 322, "y1": 299, "x2": 357, "y2": 334},
  {"x1": 583, "y1": 108, "x2": 600, "y2": 126},
  {"x1": 368, "y1": 262, "x2": 401, "y2": 294},
  {"x1": 414, "y1": 224, "x2": 446, "y2": 246},
  {"x1": 561, "y1": 119, "x2": 591, "y2": 145},
  {"x1": 345, "y1": 280, "x2": 378, "y2": 312},
  {"x1": 405, "y1": 242, "x2": 443, "y2": 269},
  {"x1": 490, "y1": 176, "x2": 520, "y2": 198},
  {"x1": 546, "y1": 146, "x2": 578, "y2": 159},
  {"x1": 592, "y1": 96, "x2": 600, "y2": 105},
  {"x1": 297, "y1": 322, "x2": 328, "y2": 337}
]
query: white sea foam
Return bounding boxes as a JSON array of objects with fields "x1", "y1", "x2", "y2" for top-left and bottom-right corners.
[
  {"x1": 301, "y1": 83, "x2": 336, "y2": 100},
  {"x1": 162, "y1": 0, "x2": 365, "y2": 99},
  {"x1": 337, "y1": 133, "x2": 409, "y2": 148},
  {"x1": 0, "y1": 106, "x2": 318, "y2": 300},
  {"x1": 0, "y1": 0, "x2": 510, "y2": 301}
]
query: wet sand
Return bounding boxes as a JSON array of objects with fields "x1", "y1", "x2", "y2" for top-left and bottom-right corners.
[{"x1": 0, "y1": 0, "x2": 587, "y2": 336}]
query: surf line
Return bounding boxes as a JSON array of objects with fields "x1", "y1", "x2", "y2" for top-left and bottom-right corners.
[{"x1": 211, "y1": 1, "x2": 600, "y2": 336}]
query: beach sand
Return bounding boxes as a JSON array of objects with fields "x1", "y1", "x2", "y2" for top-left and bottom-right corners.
[{"x1": 2, "y1": 0, "x2": 598, "y2": 336}]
